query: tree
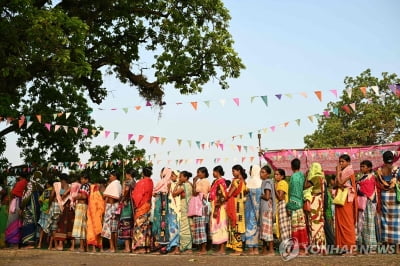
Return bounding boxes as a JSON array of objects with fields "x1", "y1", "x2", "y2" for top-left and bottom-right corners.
[
  {"x1": 304, "y1": 69, "x2": 400, "y2": 148},
  {"x1": 0, "y1": 0, "x2": 244, "y2": 165},
  {"x1": 87, "y1": 141, "x2": 148, "y2": 182}
]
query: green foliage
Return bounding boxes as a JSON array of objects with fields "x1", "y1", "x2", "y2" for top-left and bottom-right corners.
[
  {"x1": 0, "y1": 0, "x2": 243, "y2": 165},
  {"x1": 87, "y1": 141, "x2": 148, "y2": 183},
  {"x1": 304, "y1": 69, "x2": 400, "y2": 148}
]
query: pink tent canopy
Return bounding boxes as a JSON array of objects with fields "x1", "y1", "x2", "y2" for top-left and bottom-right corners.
[{"x1": 262, "y1": 141, "x2": 400, "y2": 176}]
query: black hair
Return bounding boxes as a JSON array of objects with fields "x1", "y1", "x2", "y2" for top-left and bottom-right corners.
[
  {"x1": 60, "y1": 173, "x2": 69, "y2": 182},
  {"x1": 109, "y1": 170, "x2": 120, "y2": 180},
  {"x1": 126, "y1": 168, "x2": 138, "y2": 179},
  {"x1": 197, "y1": 167, "x2": 209, "y2": 178},
  {"x1": 383, "y1": 151, "x2": 394, "y2": 164},
  {"x1": 232, "y1": 164, "x2": 247, "y2": 179},
  {"x1": 339, "y1": 154, "x2": 351, "y2": 162},
  {"x1": 262, "y1": 165, "x2": 272, "y2": 175},
  {"x1": 19, "y1": 172, "x2": 28, "y2": 179},
  {"x1": 143, "y1": 166, "x2": 153, "y2": 177},
  {"x1": 80, "y1": 173, "x2": 90, "y2": 181},
  {"x1": 181, "y1": 171, "x2": 192, "y2": 179},
  {"x1": 213, "y1": 165, "x2": 225, "y2": 176},
  {"x1": 276, "y1": 168, "x2": 286, "y2": 177},
  {"x1": 291, "y1": 158, "x2": 301, "y2": 171},
  {"x1": 225, "y1": 179, "x2": 232, "y2": 188},
  {"x1": 360, "y1": 160, "x2": 373, "y2": 169}
]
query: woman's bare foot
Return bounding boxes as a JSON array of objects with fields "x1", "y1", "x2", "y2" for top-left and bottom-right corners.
[
  {"x1": 181, "y1": 250, "x2": 193, "y2": 254},
  {"x1": 198, "y1": 251, "x2": 207, "y2": 255}
]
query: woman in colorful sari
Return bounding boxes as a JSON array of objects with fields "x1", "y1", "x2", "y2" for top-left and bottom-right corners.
[
  {"x1": 226, "y1": 164, "x2": 247, "y2": 255},
  {"x1": 5, "y1": 173, "x2": 28, "y2": 247},
  {"x1": 274, "y1": 169, "x2": 291, "y2": 243},
  {"x1": 357, "y1": 160, "x2": 377, "y2": 253},
  {"x1": 53, "y1": 174, "x2": 75, "y2": 251},
  {"x1": 152, "y1": 167, "x2": 171, "y2": 253},
  {"x1": 376, "y1": 151, "x2": 400, "y2": 253},
  {"x1": 20, "y1": 171, "x2": 43, "y2": 248},
  {"x1": 335, "y1": 154, "x2": 357, "y2": 255},
  {"x1": 304, "y1": 162, "x2": 326, "y2": 254},
  {"x1": 0, "y1": 183, "x2": 9, "y2": 248},
  {"x1": 260, "y1": 165, "x2": 275, "y2": 256},
  {"x1": 209, "y1": 166, "x2": 228, "y2": 255},
  {"x1": 132, "y1": 166, "x2": 154, "y2": 254},
  {"x1": 173, "y1": 170, "x2": 193, "y2": 254},
  {"x1": 87, "y1": 182, "x2": 105, "y2": 252},
  {"x1": 167, "y1": 170, "x2": 180, "y2": 254},
  {"x1": 286, "y1": 158, "x2": 309, "y2": 255},
  {"x1": 192, "y1": 167, "x2": 211, "y2": 255},
  {"x1": 245, "y1": 165, "x2": 262, "y2": 255},
  {"x1": 118, "y1": 169, "x2": 137, "y2": 253},
  {"x1": 37, "y1": 180, "x2": 53, "y2": 248}
]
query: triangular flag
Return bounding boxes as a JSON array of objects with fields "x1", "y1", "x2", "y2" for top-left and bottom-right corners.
[
  {"x1": 201, "y1": 144, "x2": 205, "y2": 150},
  {"x1": 244, "y1": 146, "x2": 248, "y2": 153},
  {"x1": 370, "y1": 86, "x2": 379, "y2": 95},
  {"x1": 248, "y1": 132, "x2": 253, "y2": 139},
  {"x1": 314, "y1": 91, "x2": 322, "y2": 102},
  {"x1": 128, "y1": 134, "x2": 134, "y2": 141},
  {"x1": 329, "y1": 89, "x2": 338, "y2": 98},
  {"x1": 219, "y1": 143, "x2": 224, "y2": 150},
  {"x1": 359, "y1": 87, "x2": 367, "y2": 96},
  {"x1": 53, "y1": 113, "x2": 58, "y2": 120},
  {"x1": 284, "y1": 122, "x2": 289, "y2": 127},
  {"x1": 204, "y1": 101, "x2": 210, "y2": 107},
  {"x1": 135, "y1": 106, "x2": 141, "y2": 110},
  {"x1": 146, "y1": 101, "x2": 152, "y2": 107},
  {"x1": 82, "y1": 128, "x2": 88, "y2": 136},
  {"x1": 233, "y1": 98, "x2": 240, "y2": 106},
  {"x1": 241, "y1": 157, "x2": 246, "y2": 163},
  {"x1": 275, "y1": 94, "x2": 282, "y2": 100},
  {"x1": 63, "y1": 126, "x2": 68, "y2": 132},
  {"x1": 284, "y1": 93, "x2": 293, "y2": 99},
  {"x1": 45, "y1": 123, "x2": 51, "y2": 131},
  {"x1": 342, "y1": 105, "x2": 352, "y2": 114},
  {"x1": 122, "y1": 108, "x2": 129, "y2": 114},
  {"x1": 250, "y1": 156, "x2": 255, "y2": 163},
  {"x1": 36, "y1": 114, "x2": 42, "y2": 123},
  {"x1": 190, "y1": 102, "x2": 198, "y2": 110},
  {"x1": 323, "y1": 110, "x2": 330, "y2": 118},
  {"x1": 308, "y1": 115, "x2": 314, "y2": 123},
  {"x1": 138, "y1": 135, "x2": 144, "y2": 142},
  {"x1": 150, "y1": 136, "x2": 155, "y2": 144},
  {"x1": 105, "y1": 131, "x2": 111, "y2": 138},
  {"x1": 55, "y1": 125, "x2": 61, "y2": 132},
  {"x1": 161, "y1": 137, "x2": 166, "y2": 145},
  {"x1": 196, "y1": 141, "x2": 201, "y2": 149},
  {"x1": 300, "y1": 92, "x2": 308, "y2": 98},
  {"x1": 346, "y1": 88, "x2": 353, "y2": 98},
  {"x1": 73, "y1": 127, "x2": 79, "y2": 134},
  {"x1": 250, "y1": 96, "x2": 257, "y2": 103},
  {"x1": 177, "y1": 139, "x2": 182, "y2": 146},
  {"x1": 295, "y1": 119, "x2": 301, "y2": 126},
  {"x1": 349, "y1": 103, "x2": 356, "y2": 111},
  {"x1": 187, "y1": 140, "x2": 192, "y2": 148},
  {"x1": 65, "y1": 112, "x2": 71, "y2": 119},
  {"x1": 113, "y1": 132, "x2": 119, "y2": 140},
  {"x1": 92, "y1": 129, "x2": 97, "y2": 135},
  {"x1": 26, "y1": 121, "x2": 33, "y2": 129},
  {"x1": 237, "y1": 145, "x2": 242, "y2": 152},
  {"x1": 26, "y1": 116, "x2": 31, "y2": 123},
  {"x1": 270, "y1": 126, "x2": 276, "y2": 132},
  {"x1": 219, "y1": 99, "x2": 226, "y2": 107},
  {"x1": 260, "y1": 96, "x2": 268, "y2": 107},
  {"x1": 332, "y1": 107, "x2": 339, "y2": 115},
  {"x1": 18, "y1": 116, "x2": 25, "y2": 128},
  {"x1": 57, "y1": 112, "x2": 63, "y2": 117}
]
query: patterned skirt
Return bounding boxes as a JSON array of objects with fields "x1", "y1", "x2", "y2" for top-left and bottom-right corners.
[
  {"x1": 71, "y1": 203, "x2": 88, "y2": 240},
  {"x1": 54, "y1": 201, "x2": 75, "y2": 241},
  {"x1": 132, "y1": 212, "x2": 152, "y2": 249},
  {"x1": 260, "y1": 200, "x2": 274, "y2": 242},
  {"x1": 43, "y1": 201, "x2": 61, "y2": 234},
  {"x1": 101, "y1": 202, "x2": 119, "y2": 240},
  {"x1": 118, "y1": 201, "x2": 134, "y2": 240},
  {"x1": 381, "y1": 190, "x2": 400, "y2": 244},
  {"x1": 357, "y1": 199, "x2": 377, "y2": 247},
  {"x1": 277, "y1": 200, "x2": 291, "y2": 241}
]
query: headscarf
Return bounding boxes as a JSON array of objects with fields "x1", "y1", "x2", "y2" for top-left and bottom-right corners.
[
  {"x1": 103, "y1": 179, "x2": 122, "y2": 200},
  {"x1": 153, "y1": 167, "x2": 172, "y2": 194},
  {"x1": 246, "y1": 165, "x2": 262, "y2": 189},
  {"x1": 307, "y1": 162, "x2": 325, "y2": 195}
]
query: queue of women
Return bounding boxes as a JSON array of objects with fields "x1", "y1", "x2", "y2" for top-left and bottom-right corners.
[{"x1": 0, "y1": 150, "x2": 399, "y2": 256}]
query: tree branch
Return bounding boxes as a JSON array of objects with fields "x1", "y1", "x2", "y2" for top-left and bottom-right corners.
[{"x1": 0, "y1": 124, "x2": 17, "y2": 138}]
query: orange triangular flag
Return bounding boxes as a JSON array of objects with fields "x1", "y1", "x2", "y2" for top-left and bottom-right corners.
[
  {"x1": 190, "y1": 102, "x2": 198, "y2": 110},
  {"x1": 135, "y1": 106, "x2": 142, "y2": 110},
  {"x1": 138, "y1": 135, "x2": 144, "y2": 142},
  {"x1": 36, "y1": 114, "x2": 42, "y2": 123},
  {"x1": 359, "y1": 87, "x2": 367, "y2": 96},
  {"x1": 314, "y1": 91, "x2": 322, "y2": 102},
  {"x1": 18, "y1": 116, "x2": 25, "y2": 128}
]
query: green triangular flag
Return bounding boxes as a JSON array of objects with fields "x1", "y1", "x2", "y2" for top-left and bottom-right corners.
[
  {"x1": 250, "y1": 96, "x2": 257, "y2": 103},
  {"x1": 113, "y1": 132, "x2": 119, "y2": 140},
  {"x1": 260, "y1": 96, "x2": 268, "y2": 107},
  {"x1": 204, "y1": 101, "x2": 210, "y2": 107},
  {"x1": 122, "y1": 108, "x2": 129, "y2": 114}
]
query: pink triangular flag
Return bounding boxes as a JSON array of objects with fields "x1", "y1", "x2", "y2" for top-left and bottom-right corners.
[
  {"x1": 233, "y1": 98, "x2": 240, "y2": 106},
  {"x1": 138, "y1": 135, "x2": 144, "y2": 142},
  {"x1": 105, "y1": 131, "x2": 111, "y2": 138},
  {"x1": 18, "y1": 116, "x2": 25, "y2": 128},
  {"x1": 219, "y1": 143, "x2": 224, "y2": 150},
  {"x1": 54, "y1": 125, "x2": 61, "y2": 132},
  {"x1": 128, "y1": 134, "x2": 134, "y2": 141},
  {"x1": 45, "y1": 123, "x2": 51, "y2": 131},
  {"x1": 329, "y1": 89, "x2": 338, "y2": 98},
  {"x1": 349, "y1": 102, "x2": 356, "y2": 111},
  {"x1": 323, "y1": 110, "x2": 330, "y2": 118},
  {"x1": 241, "y1": 157, "x2": 246, "y2": 163},
  {"x1": 150, "y1": 136, "x2": 155, "y2": 144},
  {"x1": 82, "y1": 128, "x2": 88, "y2": 135},
  {"x1": 270, "y1": 126, "x2": 276, "y2": 132},
  {"x1": 237, "y1": 145, "x2": 242, "y2": 152},
  {"x1": 300, "y1": 92, "x2": 308, "y2": 98}
]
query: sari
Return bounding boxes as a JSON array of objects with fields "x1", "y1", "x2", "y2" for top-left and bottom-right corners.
[
  {"x1": 132, "y1": 177, "x2": 153, "y2": 250},
  {"x1": 54, "y1": 184, "x2": 74, "y2": 241},
  {"x1": 167, "y1": 181, "x2": 180, "y2": 251},
  {"x1": 118, "y1": 179, "x2": 135, "y2": 240},
  {"x1": 101, "y1": 180, "x2": 121, "y2": 240},
  {"x1": 226, "y1": 177, "x2": 246, "y2": 252},
  {"x1": 38, "y1": 187, "x2": 52, "y2": 230},
  {"x1": 306, "y1": 162, "x2": 326, "y2": 253},
  {"x1": 72, "y1": 183, "x2": 90, "y2": 240},
  {"x1": 191, "y1": 178, "x2": 210, "y2": 245},
  {"x1": 87, "y1": 184, "x2": 105, "y2": 247},
  {"x1": 260, "y1": 178, "x2": 275, "y2": 242},
  {"x1": 335, "y1": 165, "x2": 357, "y2": 248},
  {"x1": 209, "y1": 178, "x2": 228, "y2": 244},
  {"x1": 20, "y1": 180, "x2": 42, "y2": 246},
  {"x1": 276, "y1": 180, "x2": 290, "y2": 241},
  {"x1": 376, "y1": 166, "x2": 400, "y2": 244},
  {"x1": 179, "y1": 182, "x2": 193, "y2": 251},
  {"x1": 287, "y1": 171, "x2": 309, "y2": 248},
  {"x1": 245, "y1": 165, "x2": 262, "y2": 248}
]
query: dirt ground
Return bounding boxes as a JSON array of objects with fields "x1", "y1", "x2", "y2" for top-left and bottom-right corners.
[{"x1": 0, "y1": 249, "x2": 400, "y2": 266}]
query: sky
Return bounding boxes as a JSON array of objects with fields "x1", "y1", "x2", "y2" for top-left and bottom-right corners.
[{"x1": 2, "y1": 0, "x2": 400, "y2": 181}]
